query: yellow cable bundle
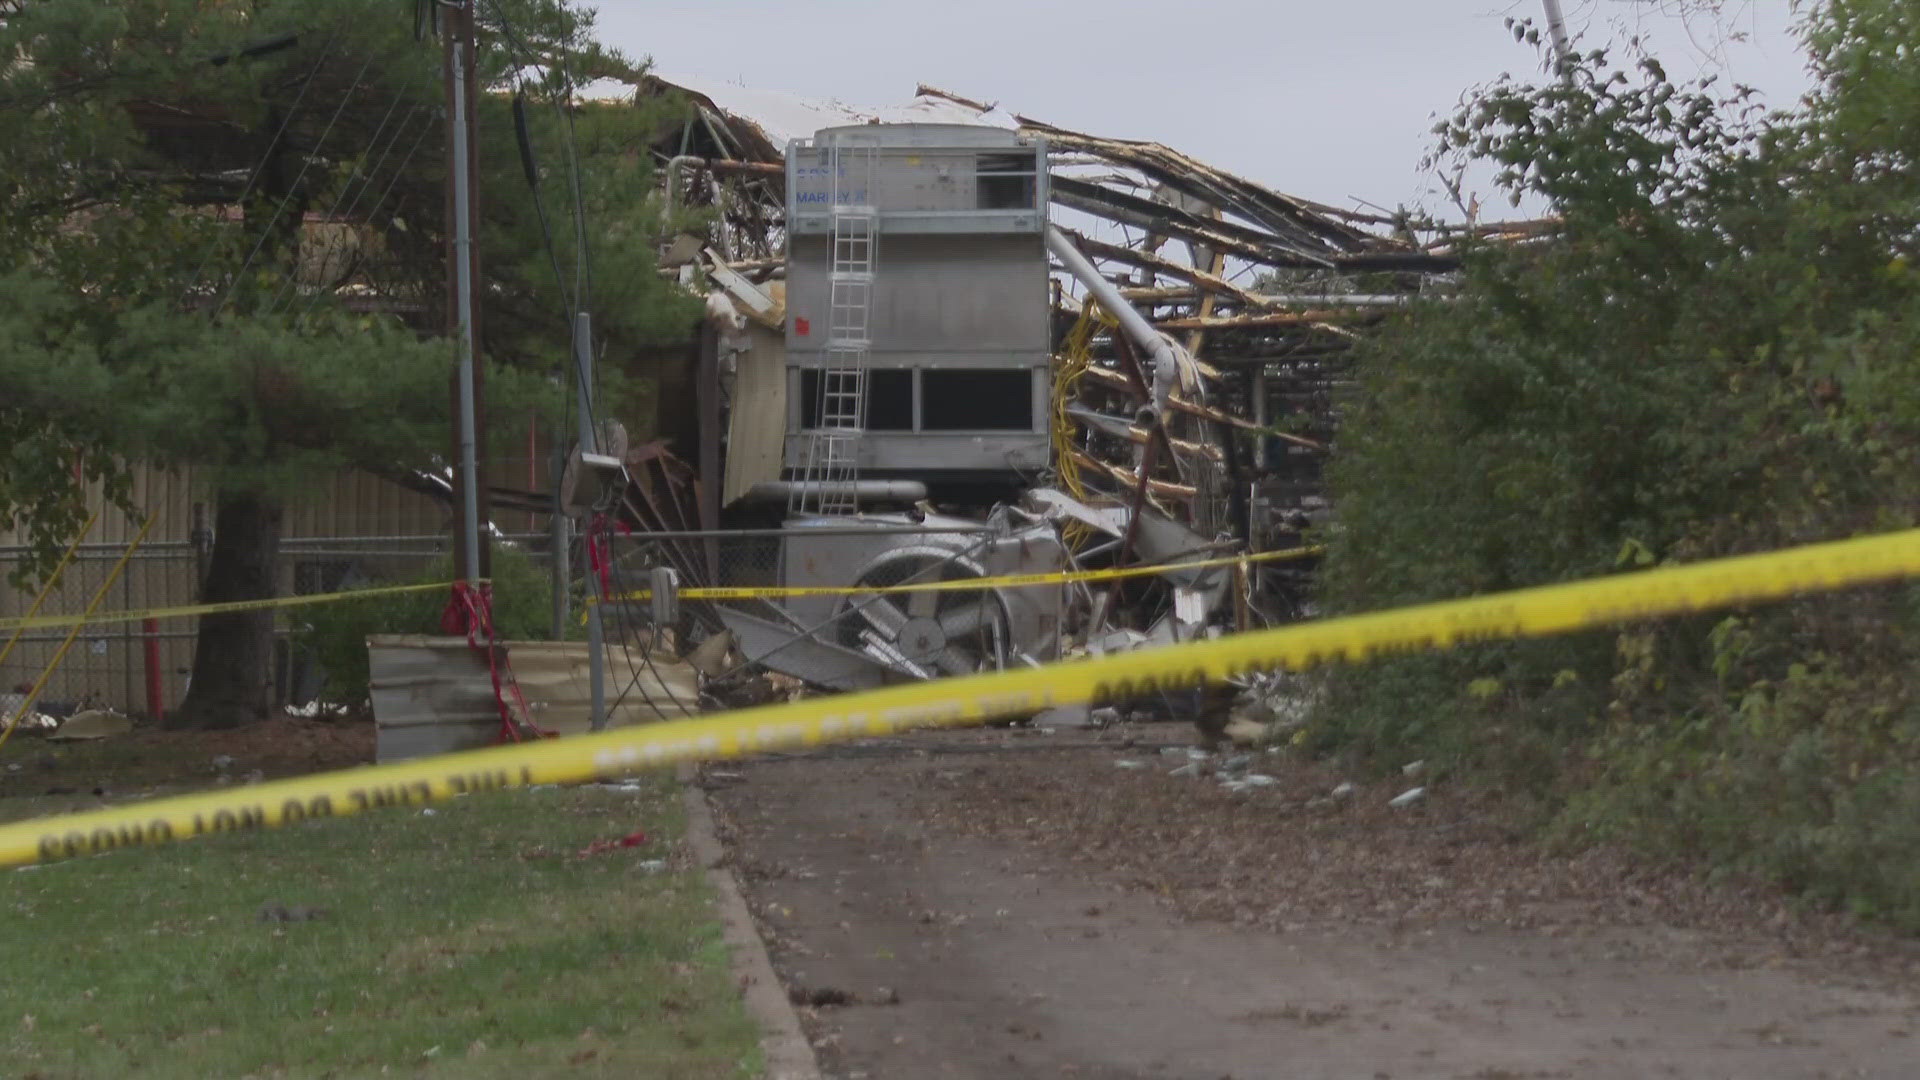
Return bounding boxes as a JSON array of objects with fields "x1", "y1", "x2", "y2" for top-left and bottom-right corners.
[{"x1": 1051, "y1": 299, "x2": 1116, "y2": 550}]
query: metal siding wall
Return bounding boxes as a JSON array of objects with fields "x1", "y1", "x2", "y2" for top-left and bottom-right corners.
[
  {"x1": 787, "y1": 235, "x2": 1049, "y2": 359},
  {"x1": 0, "y1": 459, "x2": 513, "y2": 717},
  {"x1": 723, "y1": 323, "x2": 788, "y2": 505},
  {"x1": 868, "y1": 236, "x2": 1049, "y2": 355}
]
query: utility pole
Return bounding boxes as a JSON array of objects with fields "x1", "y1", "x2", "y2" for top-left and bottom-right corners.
[
  {"x1": 1541, "y1": 0, "x2": 1574, "y2": 74},
  {"x1": 444, "y1": 0, "x2": 487, "y2": 586},
  {"x1": 575, "y1": 312, "x2": 607, "y2": 731},
  {"x1": 550, "y1": 465, "x2": 570, "y2": 636}
]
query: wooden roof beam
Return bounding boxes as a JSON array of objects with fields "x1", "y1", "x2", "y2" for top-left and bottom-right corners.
[{"x1": 1054, "y1": 229, "x2": 1258, "y2": 304}]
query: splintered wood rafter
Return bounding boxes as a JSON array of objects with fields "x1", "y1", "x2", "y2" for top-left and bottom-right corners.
[
  {"x1": 1076, "y1": 366, "x2": 1261, "y2": 431},
  {"x1": 1055, "y1": 229, "x2": 1259, "y2": 305},
  {"x1": 1069, "y1": 449, "x2": 1197, "y2": 501},
  {"x1": 1069, "y1": 408, "x2": 1226, "y2": 462},
  {"x1": 1051, "y1": 176, "x2": 1459, "y2": 274},
  {"x1": 1051, "y1": 175, "x2": 1338, "y2": 270},
  {"x1": 1013, "y1": 117, "x2": 1392, "y2": 248}
]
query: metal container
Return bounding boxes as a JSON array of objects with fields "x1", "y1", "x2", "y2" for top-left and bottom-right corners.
[{"x1": 782, "y1": 124, "x2": 1052, "y2": 484}]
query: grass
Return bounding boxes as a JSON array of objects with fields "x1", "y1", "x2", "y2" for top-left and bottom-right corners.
[{"x1": 0, "y1": 771, "x2": 762, "y2": 1079}]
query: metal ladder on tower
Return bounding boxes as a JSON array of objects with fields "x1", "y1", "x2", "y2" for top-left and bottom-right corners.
[{"x1": 792, "y1": 136, "x2": 878, "y2": 517}]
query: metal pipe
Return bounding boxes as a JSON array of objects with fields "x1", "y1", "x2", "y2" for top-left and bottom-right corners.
[
  {"x1": 609, "y1": 525, "x2": 994, "y2": 541},
  {"x1": 742, "y1": 480, "x2": 930, "y2": 504},
  {"x1": 143, "y1": 617, "x2": 163, "y2": 723},
  {"x1": 1045, "y1": 225, "x2": 1182, "y2": 417},
  {"x1": 575, "y1": 311, "x2": 607, "y2": 732},
  {"x1": 663, "y1": 154, "x2": 702, "y2": 211},
  {"x1": 550, "y1": 512, "x2": 570, "y2": 639},
  {"x1": 1541, "y1": 0, "x2": 1573, "y2": 72},
  {"x1": 1103, "y1": 427, "x2": 1161, "y2": 624},
  {"x1": 450, "y1": 28, "x2": 481, "y2": 584}
]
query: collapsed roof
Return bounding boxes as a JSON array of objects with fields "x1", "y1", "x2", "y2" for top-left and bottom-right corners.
[{"x1": 597, "y1": 72, "x2": 1521, "y2": 617}]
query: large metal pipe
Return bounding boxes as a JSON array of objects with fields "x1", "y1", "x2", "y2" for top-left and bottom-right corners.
[
  {"x1": 574, "y1": 312, "x2": 606, "y2": 732},
  {"x1": 1541, "y1": 0, "x2": 1573, "y2": 73},
  {"x1": 663, "y1": 154, "x2": 703, "y2": 210},
  {"x1": 1045, "y1": 225, "x2": 1182, "y2": 416},
  {"x1": 450, "y1": 27, "x2": 481, "y2": 586},
  {"x1": 744, "y1": 480, "x2": 928, "y2": 504}
]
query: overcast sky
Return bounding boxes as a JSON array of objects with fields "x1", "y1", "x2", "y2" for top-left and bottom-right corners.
[{"x1": 585, "y1": 0, "x2": 1815, "y2": 220}]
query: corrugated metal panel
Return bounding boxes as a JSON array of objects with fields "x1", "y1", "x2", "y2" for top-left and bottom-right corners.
[
  {"x1": 723, "y1": 323, "x2": 787, "y2": 505},
  {"x1": 368, "y1": 635, "x2": 700, "y2": 762},
  {"x1": 0, "y1": 456, "x2": 528, "y2": 716},
  {"x1": 283, "y1": 468, "x2": 449, "y2": 538},
  {"x1": 0, "y1": 460, "x2": 465, "y2": 549}
]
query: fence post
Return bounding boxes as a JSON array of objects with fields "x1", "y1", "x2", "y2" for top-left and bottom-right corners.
[{"x1": 143, "y1": 617, "x2": 163, "y2": 723}]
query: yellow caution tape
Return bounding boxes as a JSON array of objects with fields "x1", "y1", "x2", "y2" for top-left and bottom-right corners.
[
  {"x1": 4, "y1": 527, "x2": 1918, "y2": 868},
  {"x1": 594, "y1": 545, "x2": 1325, "y2": 606},
  {"x1": 0, "y1": 581, "x2": 467, "y2": 635}
]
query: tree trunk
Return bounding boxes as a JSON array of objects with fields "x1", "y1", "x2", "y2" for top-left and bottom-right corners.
[{"x1": 173, "y1": 489, "x2": 283, "y2": 729}]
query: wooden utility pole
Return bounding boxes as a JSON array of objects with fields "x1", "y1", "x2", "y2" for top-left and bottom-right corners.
[{"x1": 443, "y1": 0, "x2": 489, "y2": 583}]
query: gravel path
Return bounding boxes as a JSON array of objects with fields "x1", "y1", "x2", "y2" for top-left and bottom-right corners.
[{"x1": 709, "y1": 726, "x2": 1920, "y2": 1079}]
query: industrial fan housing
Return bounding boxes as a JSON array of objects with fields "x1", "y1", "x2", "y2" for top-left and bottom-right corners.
[{"x1": 717, "y1": 512, "x2": 1065, "y2": 691}]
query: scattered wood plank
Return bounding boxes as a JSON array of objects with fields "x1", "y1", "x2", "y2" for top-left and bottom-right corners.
[{"x1": 1069, "y1": 449, "x2": 1197, "y2": 501}]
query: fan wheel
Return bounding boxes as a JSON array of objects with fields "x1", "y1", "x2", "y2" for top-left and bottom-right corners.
[{"x1": 831, "y1": 546, "x2": 1013, "y2": 678}]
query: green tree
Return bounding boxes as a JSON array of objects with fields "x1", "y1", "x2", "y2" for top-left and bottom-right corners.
[
  {"x1": 0, "y1": 0, "x2": 697, "y2": 727},
  {"x1": 1315, "y1": 3, "x2": 1920, "y2": 925}
]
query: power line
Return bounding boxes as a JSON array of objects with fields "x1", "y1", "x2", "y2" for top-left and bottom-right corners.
[
  {"x1": 476, "y1": 0, "x2": 587, "y2": 305},
  {"x1": 486, "y1": 6, "x2": 606, "y2": 677},
  {"x1": 264, "y1": 67, "x2": 432, "y2": 316},
  {"x1": 295, "y1": 107, "x2": 437, "y2": 322},
  {"x1": 601, "y1": 538, "x2": 698, "y2": 719},
  {"x1": 215, "y1": 48, "x2": 378, "y2": 315},
  {"x1": 482, "y1": 0, "x2": 596, "y2": 384},
  {"x1": 478, "y1": 0, "x2": 618, "y2": 683},
  {"x1": 180, "y1": 28, "x2": 342, "y2": 303}
]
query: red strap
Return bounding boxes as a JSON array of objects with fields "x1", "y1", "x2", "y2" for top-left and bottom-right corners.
[
  {"x1": 585, "y1": 514, "x2": 615, "y2": 602},
  {"x1": 445, "y1": 580, "x2": 547, "y2": 744}
]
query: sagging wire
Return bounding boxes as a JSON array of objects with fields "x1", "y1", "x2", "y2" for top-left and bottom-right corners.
[
  {"x1": 485, "y1": 0, "x2": 704, "y2": 724},
  {"x1": 480, "y1": 0, "x2": 597, "y2": 524},
  {"x1": 215, "y1": 48, "x2": 379, "y2": 315},
  {"x1": 264, "y1": 64, "x2": 434, "y2": 317},
  {"x1": 483, "y1": 0, "x2": 653, "y2": 726},
  {"x1": 295, "y1": 104, "x2": 438, "y2": 322},
  {"x1": 602, "y1": 533, "x2": 698, "y2": 720},
  {"x1": 486, "y1": 0, "x2": 593, "y2": 358},
  {"x1": 580, "y1": 507, "x2": 696, "y2": 722},
  {"x1": 181, "y1": 25, "x2": 343, "y2": 304}
]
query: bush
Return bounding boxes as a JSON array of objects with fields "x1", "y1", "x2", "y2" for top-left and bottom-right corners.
[
  {"x1": 1310, "y1": 5, "x2": 1920, "y2": 931},
  {"x1": 297, "y1": 545, "x2": 560, "y2": 708}
]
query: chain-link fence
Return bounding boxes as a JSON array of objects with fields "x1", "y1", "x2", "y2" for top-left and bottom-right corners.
[
  {"x1": 0, "y1": 541, "x2": 198, "y2": 721},
  {"x1": 1, "y1": 522, "x2": 1076, "y2": 719},
  {"x1": 0, "y1": 533, "x2": 557, "y2": 720}
]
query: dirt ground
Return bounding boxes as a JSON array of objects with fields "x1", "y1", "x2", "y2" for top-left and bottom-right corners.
[
  {"x1": 706, "y1": 725, "x2": 1920, "y2": 1080},
  {"x1": 0, "y1": 714, "x2": 372, "y2": 805}
]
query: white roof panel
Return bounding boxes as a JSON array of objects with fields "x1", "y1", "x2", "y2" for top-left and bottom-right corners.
[{"x1": 647, "y1": 71, "x2": 1015, "y2": 152}]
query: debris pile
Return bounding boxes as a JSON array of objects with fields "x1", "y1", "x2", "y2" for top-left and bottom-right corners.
[{"x1": 555, "y1": 74, "x2": 1545, "y2": 722}]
